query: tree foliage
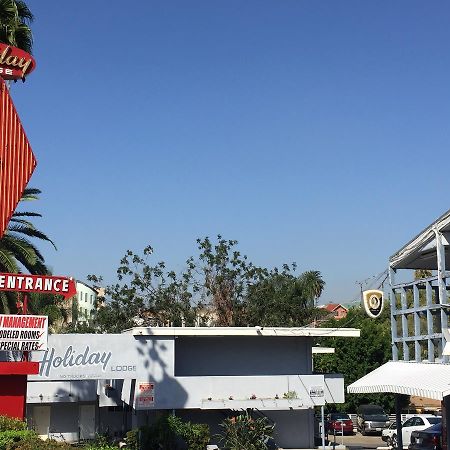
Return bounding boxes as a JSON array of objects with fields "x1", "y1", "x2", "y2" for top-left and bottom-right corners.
[
  {"x1": 0, "y1": 188, "x2": 56, "y2": 313},
  {"x1": 217, "y1": 411, "x2": 274, "y2": 450},
  {"x1": 313, "y1": 305, "x2": 408, "y2": 413},
  {"x1": 89, "y1": 236, "x2": 327, "y2": 332},
  {"x1": 0, "y1": 0, "x2": 33, "y2": 53}
]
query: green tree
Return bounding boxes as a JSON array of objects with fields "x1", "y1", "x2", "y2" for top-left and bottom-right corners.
[
  {"x1": 0, "y1": 188, "x2": 56, "y2": 313},
  {"x1": 91, "y1": 246, "x2": 198, "y2": 333},
  {"x1": 244, "y1": 270, "x2": 327, "y2": 327},
  {"x1": 197, "y1": 236, "x2": 268, "y2": 326},
  {"x1": 89, "y1": 236, "x2": 327, "y2": 332},
  {"x1": 313, "y1": 306, "x2": 408, "y2": 413},
  {"x1": 0, "y1": 0, "x2": 33, "y2": 53}
]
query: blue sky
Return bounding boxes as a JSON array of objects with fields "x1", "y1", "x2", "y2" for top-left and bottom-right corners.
[{"x1": 11, "y1": 1, "x2": 450, "y2": 303}]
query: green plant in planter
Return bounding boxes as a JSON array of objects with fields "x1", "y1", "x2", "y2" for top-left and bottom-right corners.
[
  {"x1": 283, "y1": 390, "x2": 298, "y2": 399},
  {"x1": 217, "y1": 411, "x2": 274, "y2": 450}
]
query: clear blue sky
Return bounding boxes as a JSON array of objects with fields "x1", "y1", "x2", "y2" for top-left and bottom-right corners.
[{"x1": 11, "y1": 1, "x2": 450, "y2": 303}]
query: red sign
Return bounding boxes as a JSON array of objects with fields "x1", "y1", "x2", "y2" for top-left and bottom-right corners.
[
  {"x1": 0, "y1": 78, "x2": 36, "y2": 238},
  {"x1": 0, "y1": 44, "x2": 35, "y2": 80},
  {"x1": 0, "y1": 273, "x2": 76, "y2": 299}
]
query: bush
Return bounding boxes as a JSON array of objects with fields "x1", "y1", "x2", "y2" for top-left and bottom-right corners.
[
  {"x1": 13, "y1": 439, "x2": 72, "y2": 450},
  {"x1": 0, "y1": 430, "x2": 37, "y2": 450},
  {"x1": 167, "y1": 416, "x2": 209, "y2": 450},
  {"x1": 125, "y1": 429, "x2": 138, "y2": 450},
  {"x1": 83, "y1": 434, "x2": 118, "y2": 450},
  {"x1": 0, "y1": 417, "x2": 26, "y2": 432},
  {"x1": 217, "y1": 411, "x2": 274, "y2": 450},
  {"x1": 126, "y1": 415, "x2": 209, "y2": 450}
]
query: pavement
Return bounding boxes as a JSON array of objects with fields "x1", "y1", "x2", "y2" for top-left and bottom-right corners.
[{"x1": 322, "y1": 432, "x2": 386, "y2": 449}]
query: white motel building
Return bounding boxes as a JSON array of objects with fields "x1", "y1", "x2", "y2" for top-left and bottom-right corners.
[{"x1": 25, "y1": 326, "x2": 360, "y2": 449}]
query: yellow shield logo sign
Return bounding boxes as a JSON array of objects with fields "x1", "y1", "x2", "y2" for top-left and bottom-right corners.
[{"x1": 362, "y1": 290, "x2": 384, "y2": 319}]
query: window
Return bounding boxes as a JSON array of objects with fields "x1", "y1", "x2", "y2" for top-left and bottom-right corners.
[
  {"x1": 415, "y1": 418, "x2": 424, "y2": 426},
  {"x1": 90, "y1": 295, "x2": 93, "y2": 304},
  {"x1": 403, "y1": 418, "x2": 415, "y2": 427},
  {"x1": 85, "y1": 293, "x2": 88, "y2": 302}
]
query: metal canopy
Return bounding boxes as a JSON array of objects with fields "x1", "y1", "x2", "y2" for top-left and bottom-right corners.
[
  {"x1": 347, "y1": 361, "x2": 450, "y2": 400},
  {"x1": 390, "y1": 209, "x2": 450, "y2": 270}
]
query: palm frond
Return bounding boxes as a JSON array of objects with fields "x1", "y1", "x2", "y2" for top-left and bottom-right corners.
[
  {"x1": 22, "y1": 188, "x2": 41, "y2": 198},
  {"x1": 14, "y1": 1, "x2": 33, "y2": 23},
  {"x1": 12, "y1": 212, "x2": 42, "y2": 218},
  {"x1": 7, "y1": 224, "x2": 57, "y2": 250},
  {"x1": 9, "y1": 218, "x2": 36, "y2": 228},
  {"x1": 0, "y1": 247, "x2": 19, "y2": 273},
  {"x1": 0, "y1": 234, "x2": 38, "y2": 266}
]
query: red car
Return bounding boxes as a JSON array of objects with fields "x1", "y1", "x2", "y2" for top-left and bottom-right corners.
[{"x1": 326, "y1": 413, "x2": 354, "y2": 435}]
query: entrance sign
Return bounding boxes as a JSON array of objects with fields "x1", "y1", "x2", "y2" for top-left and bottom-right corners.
[
  {"x1": 0, "y1": 273, "x2": 76, "y2": 299},
  {"x1": 30, "y1": 334, "x2": 139, "y2": 380},
  {"x1": 0, "y1": 78, "x2": 36, "y2": 239},
  {"x1": 135, "y1": 382, "x2": 155, "y2": 409},
  {"x1": 0, "y1": 314, "x2": 48, "y2": 351},
  {"x1": 0, "y1": 44, "x2": 36, "y2": 80}
]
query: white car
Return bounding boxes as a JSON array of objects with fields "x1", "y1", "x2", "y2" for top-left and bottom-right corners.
[{"x1": 382, "y1": 415, "x2": 441, "y2": 447}]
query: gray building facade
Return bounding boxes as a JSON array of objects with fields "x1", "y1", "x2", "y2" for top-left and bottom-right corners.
[{"x1": 26, "y1": 327, "x2": 359, "y2": 448}]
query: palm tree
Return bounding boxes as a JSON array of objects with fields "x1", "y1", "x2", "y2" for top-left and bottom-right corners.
[
  {"x1": 296, "y1": 270, "x2": 325, "y2": 307},
  {"x1": 0, "y1": 0, "x2": 33, "y2": 53},
  {"x1": 0, "y1": 187, "x2": 55, "y2": 312}
]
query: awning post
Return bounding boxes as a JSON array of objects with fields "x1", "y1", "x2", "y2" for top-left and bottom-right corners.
[
  {"x1": 395, "y1": 394, "x2": 403, "y2": 450},
  {"x1": 443, "y1": 395, "x2": 450, "y2": 450}
]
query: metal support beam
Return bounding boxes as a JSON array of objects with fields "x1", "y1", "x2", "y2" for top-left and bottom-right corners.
[
  {"x1": 436, "y1": 229, "x2": 449, "y2": 362},
  {"x1": 390, "y1": 267, "x2": 398, "y2": 361}
]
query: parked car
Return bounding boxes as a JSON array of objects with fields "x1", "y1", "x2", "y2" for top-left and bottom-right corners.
[
  {"x1": 356, "y1": 404, "x2": 390, "y2": 435},
  {"x1": 326, "y1": 413, "x2": 354, "y2": 435},
  {"x1": 382, "y1": 421, "x2": 397, "y2": 444},
  {"x1": 409, "y1": 422, "x2": 442, "y2": 450},
  {"x1": 385, "y1": 415, "x2": 441, "y2": 447}
]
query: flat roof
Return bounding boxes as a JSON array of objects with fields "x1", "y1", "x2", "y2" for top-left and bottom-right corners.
[{"x1": 127, "y1": 326, "x2": 360, "y2": 338}]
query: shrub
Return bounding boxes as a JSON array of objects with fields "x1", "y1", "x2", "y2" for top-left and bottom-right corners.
[
  {"x1": 0, "y1": 417, "x2": 26, "y2": 432},
  {"x1": 217, "y1": 411, "x2": 274, "y2": 450},
  {"x1": 125, "y1": 429, "x2": 138, "y2": 450},
  {"x1": 0, "y1": 430, "x2": 37, "y2": 450},
  {"x1": 166, "y1": 415, "x2": 209, "y2": 450},
  {"x1": 126, "y1": 415, "x2": 209, "y2": 450},
  {"x1": 13, "y1": 439, "x2": 72, "y2": 450}
]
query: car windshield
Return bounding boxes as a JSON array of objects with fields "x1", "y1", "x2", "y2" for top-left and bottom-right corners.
[
  {"x1": 330, "y1": 414, "x2": 350, "y2": 420},
  {"x1": 427, "y1": 418, "x2": 441, "y2": 425},
  {"x1": 361, "y1": 406, "x2": 385, "y2": 415},
  {"x1": 365, "y1": 414, "x2": 387, "y2": 420}
]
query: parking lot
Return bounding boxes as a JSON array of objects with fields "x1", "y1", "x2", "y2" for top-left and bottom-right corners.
[{"x1": 326, "y1": 432, "x2": 385, "y2": 449}]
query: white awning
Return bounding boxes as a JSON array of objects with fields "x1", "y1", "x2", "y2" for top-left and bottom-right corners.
[{"x1": 347, "y1": 361, "x2": 450, "y2": 401}]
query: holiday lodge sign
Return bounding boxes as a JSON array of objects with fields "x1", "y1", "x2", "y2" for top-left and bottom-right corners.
[
  {"x1": 0, "y1": 273, "x2": 77, "y2": 299},
  {"x1": 0, "y1": 44, "x2": 36, "y2": 80},
  {"x1": 0, "y1": 315, "x2": 48, "y2": 351}
]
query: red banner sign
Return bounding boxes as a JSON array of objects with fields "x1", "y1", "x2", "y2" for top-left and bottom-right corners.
[
  {"x1": 0, "y1": 273, "x2": 76, "y2": 299},
  {"x1": 0, "y1": 44, "x2": 36, "y2": 80}
]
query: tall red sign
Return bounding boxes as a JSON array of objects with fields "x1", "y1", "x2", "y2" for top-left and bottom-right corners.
[{"x1": 0, "y1": 78, "x2": 36, "y2": 238}]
